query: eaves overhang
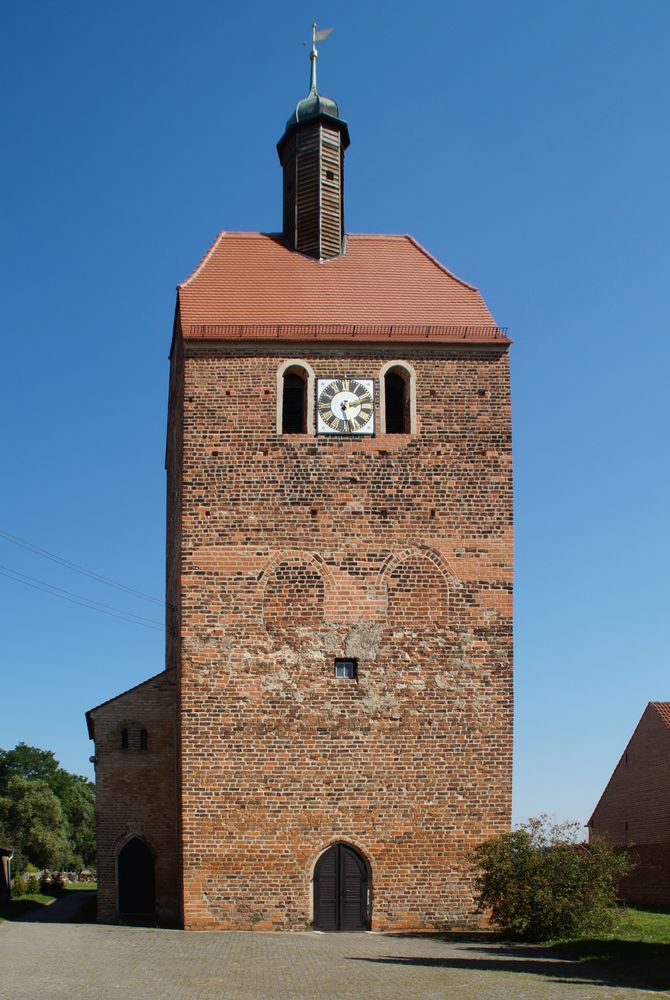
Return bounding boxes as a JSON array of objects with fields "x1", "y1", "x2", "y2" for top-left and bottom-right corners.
[
  {"x1": 181, "y1": 323, "x2": 511, "y2": 346},
  {"x1": 277, "y1": 112, "x2": 351, "y2": 159}
]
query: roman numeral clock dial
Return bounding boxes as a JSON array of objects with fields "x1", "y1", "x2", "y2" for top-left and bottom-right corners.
[{"x1": 316, "y1": 378, "x2": 375, "y2": 435}]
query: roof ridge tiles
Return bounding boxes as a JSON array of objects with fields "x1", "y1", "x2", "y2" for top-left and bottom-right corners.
[
  {"x1": 347, "y1": 233, "x2": 412, "y2": 240},
  {"x1": 179, "y1": 230, "x2": 483, "y2": 295},
  {"x1": 405, "y1": 235, "x2": 479, "y2": 292},
  {"x1": 179, "y1": 231, "x2": 227, "y2": 288}
]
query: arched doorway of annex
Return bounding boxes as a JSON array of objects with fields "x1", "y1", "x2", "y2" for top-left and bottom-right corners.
[
  {"x1": 311, "y1": 840, "x2": 371, "y2": 932},
  {"x1": 116, "y1": 835, "x2": 156, "y2": 918}
]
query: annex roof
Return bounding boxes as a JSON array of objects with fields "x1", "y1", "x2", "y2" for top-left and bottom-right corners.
[
  {"x1": 86, "y1": 671, "x2": 173, "y2": 740},
  {"x1": 588, "y1": 701, "x2": 670, "y2": 825},
  {"x1": 177, "y1": 233, "x2": 508, "y2": 345}
]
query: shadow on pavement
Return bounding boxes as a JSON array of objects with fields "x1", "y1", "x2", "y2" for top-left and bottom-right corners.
[
  {"x1": 10, "y1": 890, "x2": 96, "y2": 924},
  {"x1": 0, "y1": 897, "x2": 51, "y2": 920},
  {"x1": 347, "y1": 941, "x2": 670, "y2": 994}
]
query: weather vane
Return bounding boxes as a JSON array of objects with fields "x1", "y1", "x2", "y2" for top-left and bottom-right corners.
[
  {"x1": 303, "y1": 22, "x2": 333, "y2": 93},
  {"x1": 310, "y1": 21, "x2": 333, "y2": 51}
]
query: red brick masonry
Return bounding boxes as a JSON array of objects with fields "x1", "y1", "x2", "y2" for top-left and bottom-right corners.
[
  {"x1": 87, "y1": 672, "x2": 179, "y2": 923},
  {"x1": 170, "y1": 341, "x2": 512, "y2": 930},
  {"x1": 89, "y1": 234, "x2": 513, "y2": 930},
  {"x1": 590, "y1": 702, "x2": 670, "y2": 905}
]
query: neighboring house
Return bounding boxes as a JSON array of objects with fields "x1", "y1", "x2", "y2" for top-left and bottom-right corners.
[
  {"x1": 0, "y1": 848, "x2": 12, "y2": 900},
  {"x1": 86, "y1": 37, "x2": 514, "y2": 931},
  {"x1": 589, "y1": 702, "x2": 670, "y2": 905}
]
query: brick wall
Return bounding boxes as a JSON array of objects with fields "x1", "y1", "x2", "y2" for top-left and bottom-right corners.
[
  {"x1": 89, "y1": 672, "x2": 179, "y2": 924},
  {"x1": 173, "y1": 340, "x2": 513, "y2": 930},
  {"x1": 166, "y1": 318, "x2": 184, "y2": 672},
  {"x1": 617, "y1": 843, "x2": 670, "y2": 906},
  {"x1": 590, "y1": 703, "x2": 670, "y2": 904},
  {"x1": 590, "y1": 705, "x2": 670, "y2": 847}
]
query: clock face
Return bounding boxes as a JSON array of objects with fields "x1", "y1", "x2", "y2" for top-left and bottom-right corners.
[{"x1": 316, "y1": 378, "x2": 375, "y2": 435}]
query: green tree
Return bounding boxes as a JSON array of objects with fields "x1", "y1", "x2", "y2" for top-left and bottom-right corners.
[
  {"x1": 0, "y1": 743, "x2": 96, "y2": 871},
  {"x1": 471, "y1": 815, "x2": 630, "y2": 941},
  {"x1": 0, "y1": 743, "x2": 60, "y2": 788},
  {"x1": 0, "y1": 775, "x2": 70, "y2": 872},
  {"x1": 58, "y1": 773, "x2": 96, "y2": 868}
]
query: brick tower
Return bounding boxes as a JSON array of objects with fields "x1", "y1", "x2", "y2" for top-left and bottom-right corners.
[{"x1": 87, "y1": 31, "x2": 513, "y2": 930}]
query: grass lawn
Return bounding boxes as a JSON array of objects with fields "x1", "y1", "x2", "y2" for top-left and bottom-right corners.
[
  {"x1": 553, "y1": 907, "x2": 670, "y2": 990},
  {"x1": 0, "y1": 882, "x2": 97, "y2": 923}
]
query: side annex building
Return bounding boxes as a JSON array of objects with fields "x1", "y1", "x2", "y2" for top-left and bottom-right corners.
[{"x1": 589, "y1": 702, "x2": 670, "y2": 906}]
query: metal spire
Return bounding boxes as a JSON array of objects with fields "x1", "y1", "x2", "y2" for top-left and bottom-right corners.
[
  {"x1": 308, "y1": 22, "x2": 333, "y2": 94},
  {"x1": 309, "y1": 22, "x2": 318, "y2": 93}
]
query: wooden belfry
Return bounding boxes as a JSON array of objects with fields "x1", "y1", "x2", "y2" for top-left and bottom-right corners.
[{"x1": 277, "y1": 24, "x2": 350, "y2": 260}]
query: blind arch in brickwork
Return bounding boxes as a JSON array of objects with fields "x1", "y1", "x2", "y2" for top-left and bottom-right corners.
[
  {"x1": 260, "y1": 552, "x2": 327, "y2": 631},
  {"x1": 380, "y1": 546, "x2": 450, "y2": 628}
]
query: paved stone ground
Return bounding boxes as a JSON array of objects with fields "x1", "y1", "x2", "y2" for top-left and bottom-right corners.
[{"x1": 1, "y1": 910, "x2": 666, "y2": 999}]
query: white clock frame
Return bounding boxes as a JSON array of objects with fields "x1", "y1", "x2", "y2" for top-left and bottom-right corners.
[{"x1": 316, "y1": 378, "x2": 375, "y2": 435}]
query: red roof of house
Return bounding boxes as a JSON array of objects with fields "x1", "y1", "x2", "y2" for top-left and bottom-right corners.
[
  {"x1": 177, "y1": 233, "x2": 508, "y2": 344},
  {"x1": 652, "y1": 702, "x2": 670, "y2": 727}
]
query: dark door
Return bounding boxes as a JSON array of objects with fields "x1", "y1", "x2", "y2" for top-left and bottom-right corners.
[
  {"x1": 314, "y1": 843, "x2": 368, "y2": 931},
  {"x1": 117, "y1": 837, "x2": 155, "y2": 915}
]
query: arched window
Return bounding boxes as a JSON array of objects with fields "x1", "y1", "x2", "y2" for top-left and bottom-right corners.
[
  {"x1": 380, "y1": 362, "x2": 416, "y2": 434},
  {"x1": 121, "y1": 728, "x2": 129, "y2": 750},
  {"x1": 276, "y1": 361, "x2": 316, "y2": 435},
  {"x1": 385, "y1": 371, "x2": 408, "y2": 433},
  {"x1": 282, "y1": 370, "x2": 306, "y2": 433}
]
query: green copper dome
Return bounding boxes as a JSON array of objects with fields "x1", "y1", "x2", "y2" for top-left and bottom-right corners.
[
  {"x1": 286, "y1": 88, "x2": 340, "y2": 128},
  {"x1": 285, "y1": 41, "x2": 344, "y2": 129}
]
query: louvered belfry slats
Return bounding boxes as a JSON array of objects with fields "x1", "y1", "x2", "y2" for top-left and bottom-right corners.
[
  {"x1": 279, "y1": 120, "x2": 346, "y2": 261},
  {"x1": 320, "y1": 126, "x2": 342, "y2": 258},
  {"x1": 295, "y1": 124, "x2": 322, "y2": 258}
]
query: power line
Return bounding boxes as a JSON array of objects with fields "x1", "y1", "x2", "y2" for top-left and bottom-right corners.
[
  {"x1": 0, "y1": 566, "x2": 164, "y2": 631},
  {"x1": 0, "y1": 563, "x2": 164, "y2": 625},
  {"x1": 0, "y1": 527, "x2": 164, "y2": 606},
  {"x1": 0, "y1": 564, "x2": 164, "y2": 631}
]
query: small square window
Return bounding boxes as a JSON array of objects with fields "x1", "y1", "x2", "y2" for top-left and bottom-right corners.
[{"x1": 334, "y1": 658, "x2": 357, "y2": 679}]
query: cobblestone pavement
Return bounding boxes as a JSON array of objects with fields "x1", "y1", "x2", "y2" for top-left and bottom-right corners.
[{"x1": 0, "y1": 919, "x2": 666, "y2": 1000}]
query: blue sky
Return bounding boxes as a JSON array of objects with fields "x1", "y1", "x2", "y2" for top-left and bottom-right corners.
[{"x1": 2, "y1": 0, "x2": 668, "y2": 827}]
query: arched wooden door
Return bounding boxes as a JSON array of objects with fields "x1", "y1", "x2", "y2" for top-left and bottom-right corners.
[
  {"x1": 117, "y1": 837, "x2": 155, "y2": 916},
  {"x1": 313, "y1": 843, "x2": 369, "y2": 931}
]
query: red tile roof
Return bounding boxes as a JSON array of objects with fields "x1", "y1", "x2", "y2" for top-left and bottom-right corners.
[
  {"x1": 177, "y1": 233, "x2": 508, "y2": 344},
  {"x1": 651, "y1": 702, "x2": 670, "y2": 727}
]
